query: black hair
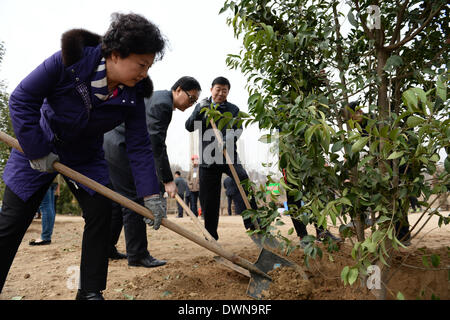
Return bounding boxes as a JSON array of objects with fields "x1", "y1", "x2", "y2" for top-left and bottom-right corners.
[
  {"x1": 175, "y1": 171, "x2": 181, "y2": 176},
  {"x1": 211, "y1": 76, "x2": 231, "y2": 90},
  {"x1": 171, "y1": 76, "x2": 202, "y2": 92},
  {"x1": 101, "y1": 13, "x2": 166, "y2": 60}
]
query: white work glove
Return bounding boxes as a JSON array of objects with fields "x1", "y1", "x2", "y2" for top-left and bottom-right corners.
[
  {"x1": 143, "y1": 195, "x2": 167, "y2": 230},
  {"x1": 29, "y1": 152, "x2": 59, "y2": 173}
]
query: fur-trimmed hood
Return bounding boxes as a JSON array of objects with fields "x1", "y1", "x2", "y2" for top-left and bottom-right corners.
[
  {"x1": 61, "y1": 29, "x2": 102, "y2": 67},
  {"x1": 60, "y1": 28, "x2": 153, "y2": 98}
]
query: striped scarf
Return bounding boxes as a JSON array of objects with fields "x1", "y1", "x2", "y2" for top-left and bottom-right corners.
[{"x1": 90, "y1": 57, "x2": 123, "y2": 103}]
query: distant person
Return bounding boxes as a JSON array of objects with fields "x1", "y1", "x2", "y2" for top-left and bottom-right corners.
[
  {"x1": 29, "y1": 183, "x2": 57, "y2": 246},
  {"x1": 105, "y1": 76, "x2": 201, "y2": 266},
  {"x1": 223, "y1": 176, "x2": 237, "y2": 216},
  {"x1": 174, "y1": 171, "x2": 191, "y2": 218},
  {"x1": 187, "y1": 155, "x2": 200, "y2": 216}
]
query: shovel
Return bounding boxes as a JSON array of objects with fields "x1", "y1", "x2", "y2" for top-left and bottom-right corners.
[
  {"x1": 0, "y1": 131, "x2": 306, "y2": 299},
  {"x1": 209, "y1": 119, "x2": 281, "y2": 250},
  {"x1": 175, "y1": 193, "x2": 251, "y2": 278}
]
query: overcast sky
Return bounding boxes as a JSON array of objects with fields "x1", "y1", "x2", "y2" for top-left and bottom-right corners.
[{"x1": 0, "y1": 0, "x2": 277, "y2": 173}]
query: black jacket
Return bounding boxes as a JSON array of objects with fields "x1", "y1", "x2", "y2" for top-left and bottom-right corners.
[
  {"x1": 223, "y1": 176, "x2": 238, "y2": 196},
  {"x1": 144, "y1": 90, "x2": 174, "y2": 183},
  {"x1": 185, "y1": 97, "x2": 241, "y2": 168},
  {"x1": 104, "y1": 90, "x2": 174, "y2": 184}
]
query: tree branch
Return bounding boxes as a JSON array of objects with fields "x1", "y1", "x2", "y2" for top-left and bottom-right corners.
[
  {"x1": 353, "y1": 0, "x2": 374, "y2": 41},
  {"x1": 386, "y1": 5, "x2": 444, "y2": 51},
  {"x1": 389, "y1": 0, "x2": 410, "y2": 46}
]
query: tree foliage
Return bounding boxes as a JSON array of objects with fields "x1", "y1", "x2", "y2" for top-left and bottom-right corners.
[
  {"x1": 220, "y1": 0, "x2": 449, "y2": 298},
  {"x1": 0, "y1": 41, "x2": 14, "y2": 199}
]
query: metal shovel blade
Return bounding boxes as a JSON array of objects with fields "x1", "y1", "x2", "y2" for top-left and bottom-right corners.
[
  {"x1": 249, "y1": 233, "x2": 282, "y2": 251},
  {"x1": 246, "y1": 248, "x2": 306, "y2": 299}
]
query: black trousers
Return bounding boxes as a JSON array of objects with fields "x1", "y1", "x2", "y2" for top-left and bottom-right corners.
[
  {"x1": 199, "y1": 164, "x2": 256, "y2": 240},
  {"x1": 176, "y1": 193, "x2": 186, "y2": 217},
  {"x1": 287, "y1": 194, "x2": 323, "y2": 238},
  {"x1": 227, "y1": 195, "x2": 233, "y2": 216},
  {"x1": 190, "y1": 191, "x2": 199, "y2": 216},
  {"x1": 0, "y1": 180, "x2": 111, "y2": 293},
  {"x1": 107, "y1": 162, "x2": 150, "y2": 262}
]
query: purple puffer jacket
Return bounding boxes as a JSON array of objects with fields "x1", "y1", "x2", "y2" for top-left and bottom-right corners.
[{"x1": 3, "y1": 44, "x2": 160, "y2": 201}]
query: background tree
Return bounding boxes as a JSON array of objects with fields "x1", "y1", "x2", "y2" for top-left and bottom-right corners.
[
  {"x1": 0, "y1": 41, "x2": 14, "y2": 199},
  {"x1": 220, "y1": 0, "x2": 449, "y2": 299}
]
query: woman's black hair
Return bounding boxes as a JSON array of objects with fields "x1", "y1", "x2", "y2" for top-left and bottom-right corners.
[
  {"x1": 101, "y1": 12, "x2": 166, "y2": 60},
  {"x1": 171, "y1": 76, "x2": 202, "y2": 92}
]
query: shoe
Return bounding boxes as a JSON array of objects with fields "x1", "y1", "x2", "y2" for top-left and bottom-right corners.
[
  {"x1": 128, "y1": 256, "x2": 167, "y2": 268},
  {"x1": 108, "y1": 249, "x2": 127, "y2": 260},
  {"x1": 317, "y1": 230, "x2": 342, "y2": 242},
  {"x1": 75, "y1": 289, "x2": 104, "y2": 300},
  {"x1": 29, "y1": 239, "x2": 51, "y2": 246}
]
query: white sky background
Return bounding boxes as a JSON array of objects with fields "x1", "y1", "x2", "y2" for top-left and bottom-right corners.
[{"x1": 0, "y1": 0, "x2": 277, "y2": 173}]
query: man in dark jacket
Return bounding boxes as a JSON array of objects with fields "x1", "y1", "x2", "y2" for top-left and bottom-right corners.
[
  {"x1": 104, "y1": 76, "x2": 201, "y2": 267},
  {"x1": 174, "y1": 171, "x2": 191, "y2": 218},
  {"x1": 223, "y1": 176, "x2": 238, "y2": 216},
  {"x1": 185, "y1": 76, "x2": 257, "y2": 240}
]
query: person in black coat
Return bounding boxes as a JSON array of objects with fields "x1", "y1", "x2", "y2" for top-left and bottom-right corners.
[
  {"x1": 104, "y1": 76, "x2": 201, "y2": 267},
  {"x1": 185, "y1": 76, "x2": 257, "y2": 240},
  {"x1": 223, "y1": 176, "x2": 238, "y2": 216}
]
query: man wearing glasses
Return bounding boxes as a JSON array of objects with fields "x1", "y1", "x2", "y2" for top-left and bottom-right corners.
[{"x1": 104, "y1": 76, "x2": 201, "y2": 267}]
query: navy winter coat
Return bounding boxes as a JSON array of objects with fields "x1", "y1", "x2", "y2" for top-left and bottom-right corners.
[{"x1": 3, "y1": 44, "x2": 160, "y2": 201}]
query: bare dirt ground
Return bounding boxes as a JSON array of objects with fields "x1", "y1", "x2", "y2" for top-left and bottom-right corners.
[{"x1": 0, "y1": 211, "x2": 448, "y2": 300}]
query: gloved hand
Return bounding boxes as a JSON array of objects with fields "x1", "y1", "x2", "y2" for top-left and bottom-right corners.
[
  {"x1": 29, "y1": 152, "x2": 59, "y2": 173},
  {"x1": 143, "y1": 195, "x2": 167, "y2": 230}
]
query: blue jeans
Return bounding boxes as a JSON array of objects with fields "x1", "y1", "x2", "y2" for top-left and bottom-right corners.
[{"x1": 39, "y1": 185, "x2": 56, "y2": 241}]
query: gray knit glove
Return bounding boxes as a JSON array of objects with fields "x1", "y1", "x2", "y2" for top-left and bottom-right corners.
[
  {"x1": 143, "y1": 196, "x2": 167, "y2": 230},
  {"x1": 29, "y1": 152, "x2": 59, "y2": 173}
]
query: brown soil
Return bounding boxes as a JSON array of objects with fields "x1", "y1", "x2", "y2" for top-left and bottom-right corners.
[{"x1": 0, "y1": 211, "x2": 448, "y2": 300}]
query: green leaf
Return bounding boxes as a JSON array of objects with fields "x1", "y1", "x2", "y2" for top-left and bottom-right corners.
[
  {"x1": 332, "y1": 141, "x2": 344, "y2": 153},
  {"x1": 396, "y1": 292, "x2": 405, "y2": 300},
  {"x1": 341, "y1": 266, "x2": 350, "y2": 285},
  {"x1": 436, "y1": 75, "x2": 447, "y2": 101},
  {"x1": 422, "y1": 255, "x2": 430, "y2": 268},
  {"x1": 384, "y1": 55, "x2": 403, "y2": 72},
  {"x1": 351, "y1": 137, "x2": 369, "y2": 153},
  {"x1": 388, "y1": 151, "x2": 404, "y2": 160},
  {"x1": 403, "y1": 89, "x2": 418, "y2": 108},
  {"x1": 348, "y1": 267, "x2": 359, "y2": 285},
  {"x1": 348, "y1": 10, "x2": 358, "y2": 28},
  {"x1": 340, "y1": 197, "x2": 353, "y2": 206},
  {"x1": 430, "y1": 254, "x2": 441, "y2": 267},
  {"x1": 406, "y1": 116, "x2": 424, "y2": 128},
  {"x1": 444, "y1": 157, "x2": 450, "y2": 173}
]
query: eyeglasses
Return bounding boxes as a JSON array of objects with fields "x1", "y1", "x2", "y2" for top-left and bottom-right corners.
[{"x1": 184, "y1": 90, "x2": 198, "y2": 105}]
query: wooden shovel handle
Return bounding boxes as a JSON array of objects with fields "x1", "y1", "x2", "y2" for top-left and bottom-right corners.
[
  {"x1": 0, "y1": 131, "x2": 269, "y2": 279},
  {"x1": 209, "y1": 120, "x2": 260, "y2": 229}
]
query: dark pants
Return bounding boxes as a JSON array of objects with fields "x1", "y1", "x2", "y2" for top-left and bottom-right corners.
[
  {"x1": 227, "y1": 195, "x2": 233, "y2": 216},
  {"x1": 107, "y1": 162, "x2": 151, "y2": 262},
  {"x1": 176, "y1": 193, "x2": 185, "y2": 217},
  {"x1": 287, "y1": 194, "x2": 323, "y2": 238},
  {"x1": 199, "y1": 164, "x2": 256, "y2": 240},
  {"x1": 190, "y1": 191, "x2": 199, "y2": 216},
  {"x1": 0, "y1": 180, "x2": 111, "y2": 293}
]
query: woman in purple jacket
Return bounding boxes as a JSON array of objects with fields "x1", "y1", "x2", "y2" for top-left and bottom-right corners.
[{"x1": 0, "y1": 13, "x2": 167, "y2": 300}]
